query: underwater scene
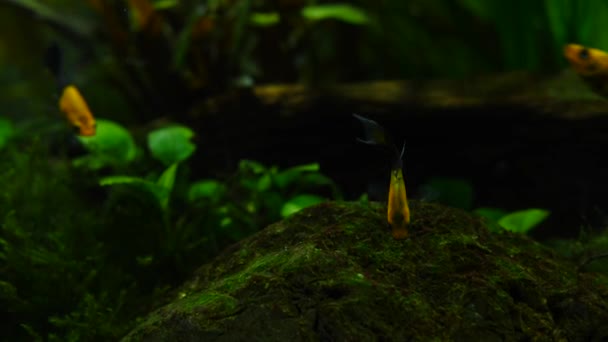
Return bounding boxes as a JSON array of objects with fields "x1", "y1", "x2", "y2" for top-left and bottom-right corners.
[{"x1": 1, "y1": 0, "x2": 608, "y2": 340}]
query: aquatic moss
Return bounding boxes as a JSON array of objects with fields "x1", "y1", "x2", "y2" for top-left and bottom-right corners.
[{"x1": 124, "y1": 200, "x2": 608, "y2": 341}]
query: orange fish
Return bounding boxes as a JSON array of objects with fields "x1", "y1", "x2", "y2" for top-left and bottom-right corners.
[
  {"x1": 354, "y1": 114, "x2": 410, "y2": 239},
  {"x1": 563, "y1": 44, "x2": 608, "y2": 96},
  {"x1": 59, "y1": 85, "x2": 97, "y2": 136}
]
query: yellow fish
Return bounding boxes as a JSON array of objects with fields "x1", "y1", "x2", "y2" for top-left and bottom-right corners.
[
  {"x1": 563, "y1": 43, "x2": 608, "y2": 97},
  {"x1": 354, "y1": 114, "x2": 410, "y2": 239},
  {"x1": 59, "y1": 85, "x2": 97, "y2": 136}
]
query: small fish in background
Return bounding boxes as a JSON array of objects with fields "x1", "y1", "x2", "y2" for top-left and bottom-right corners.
[
  {"x1": 563, "y1": 44, "x2": 608, "y2": 97},
  {"x1": 354, "y1": 114, "x2": 410, "y2": 239},
  {"x1": 45, "y1": 43, "x2": 97, "y2": 136}
]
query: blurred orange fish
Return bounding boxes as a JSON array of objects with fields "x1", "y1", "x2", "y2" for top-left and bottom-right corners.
[
  {"x1": 59, "y1": 85, "x2": 96, "y2": 136},
  {"x1": 563, "y1": 44, "x2": 608, "y2": 96}
]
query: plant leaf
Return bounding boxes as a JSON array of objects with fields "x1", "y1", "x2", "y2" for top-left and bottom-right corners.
[
  {"x1": 280, "y1": 194, "x2": 325, "y2": 217},
  {"x1": 301, "y1": 3, "x2": 369, "y2": 25},
  {"x1": 188, "y1": 179, "x2": 226, "y2": 202},
  {"x1": 76, "y1": 119, "x2": 137, "y2": 169},
  {"x1": 0, "y1": 117, "x2": 14, "y2": 150},
  {"x1": 250, "y1": 12, "x2": 280, "y2": 27},
  {"x1": 498, "y1": 208, "x2": 550, "y2": 234},
  {"x1": 156, "y1": 163, "x2": 178, "y2": 208},
  {"x1": 275, "y1": 163, "x2": 320, "y2": 189},
  {"x1": 99, "y1": 176, "x2": 167, "y2": 210},
  {"x1": 147, "y1": 125, "x2": 196, "y2": 166}
]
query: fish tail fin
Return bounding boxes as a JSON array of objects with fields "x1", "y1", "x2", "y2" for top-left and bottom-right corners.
[
  {"x1": 353, "y1": 113, "x2": 389, "y2": 147},
  {"x1": 393, "y1": 140, "x2": 405, "y2": 170}
]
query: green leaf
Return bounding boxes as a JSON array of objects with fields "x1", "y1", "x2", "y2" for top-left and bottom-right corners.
[
  {"x1": 239, "y1": 159, "x2": 267, "y2": 174},
  {"x1": 99, "y1": 176, "x2": 168, "y2": 211},
  {"x1": 157, "y1": 163, "x2": 178, "y2": 190},
  {"x1": 301, "y1": 3, "x2": 369, "y2": 25},
  {"x1": 280, "y1": 194, "x2": 325, "y2": 217},
  {"x1": 147, "y1": 125, "x2": 196, "y2": 166},
  {"x1": 498, "y1": 209, "x2": 550, "y2": 234},
  {"x1": 172, "y1": 5, "x2": 206, "y2": 69},
  {"x1": 0, "y1": 117, "x2": 14, "y2": 150},
  {"x1": 275, "y1": 163, "x2": 320, "y2": 189},
  {"x1": 75, "y1": 119, "x2": 137, "y2": 169},
  {"x1": 250, "y1": 12, "x2": 280, "y2": 26},
  {"x1": 153, "y1": 0, "x2": 178, "y2": 9},
  {"x1": 188, "y1": 180, "x2": 226, "y2": 202}
]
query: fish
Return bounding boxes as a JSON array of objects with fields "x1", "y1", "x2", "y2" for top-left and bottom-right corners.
[
  {"x1": 563, "y1": 44, "x2": 608, "y2": 97},
  {"x1": 353, "y1": 114, "x2": 410, "y2": 239},
  {"x1": 59, "y1": 85, "x2": 97, "y2": 136},
  {"x1": 45, "y1": 43, "x2": 97, "y2": 136}
]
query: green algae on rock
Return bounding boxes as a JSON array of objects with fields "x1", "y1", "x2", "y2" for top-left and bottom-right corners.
[{"x1": 123, "y1": 201, "x2": 608, "y2": 341}]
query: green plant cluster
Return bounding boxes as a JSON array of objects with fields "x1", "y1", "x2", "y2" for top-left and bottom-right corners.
[
  {"x1": 420, "y1": 177, "x2": 550, "y2": 234},
  {"x1": 0, "y1": 118, "x2": 340, "y2": 340}
]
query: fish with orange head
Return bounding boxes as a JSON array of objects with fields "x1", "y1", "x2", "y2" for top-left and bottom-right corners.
[
  {"x1": 354, "y1": 114, "x2": 410, "y2": 239},
  {"x1": 563, "y1": 44, "x2": 608, "y2": 97}
]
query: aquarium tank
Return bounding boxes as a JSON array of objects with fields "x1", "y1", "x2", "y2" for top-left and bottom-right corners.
[{"x1": 1, "y1": 0, "x2": 608, "y2": 340}]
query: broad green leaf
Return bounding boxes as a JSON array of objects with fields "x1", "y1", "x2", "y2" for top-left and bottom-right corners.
[
  {"x1": 250, "y1": 12, "x2": 280, "y2": 26},
  {"x1": 0, "y1": 118, "x2": 14, "y2": 150},
  {"x1": 275, "y1": 163, "x2": 320, "y2": 189},
  {"x1": 301, "y1": 4, "x2": 369, "y2": 25},
  {"x1": 76, "y1": 119, "x2": 137, "y2": 169},
  {"x1": 188, "y1": 180, "x2": 226, "y2": 202},
  {"x1": 498, "y1": 209, "x2": 550, "y2": 234},
  {"x1": 148, "y1": 125, "x2": 196, "y2": 166},
  {"x1": 99, "y1": 176, "x2": 168, "y2": 211},
  {"x1": 280, "y1": 194, "x2": 325, "y2": 217}
]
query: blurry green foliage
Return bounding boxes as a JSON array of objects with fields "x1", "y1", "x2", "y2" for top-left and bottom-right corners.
[
  {"x1": 0, "y1": 141, "x2": 133, "y2": 341},
  {"x1": 101, "y1": 163, "x2": 178, "y2": 213},
  {"x1": 0, "y1": 123, "x2": 342, "y2": 340},
  {"x1": 187, "y1": 160, "x2": 340, "y2": 241},
  {"x1": 421, "y1": 177, "x2": 549, "y2": 234},
  {"x1": 498, "y1": 208, "x2": 551, "y2": 234},
  {"x1": 281, "y1": 194, "x2": 326, "y2": 217},
  {"x1": 301, "y1": 3, "x2": 369, "y2": 25},
  {"x1": 0, "y1": 117, "x2": 15, "y2": 150},
  {"x1": 475, "y1": 207, "x2": 550, "y2": 234},
  {"x1": 250, "y1": 12, "x2": 280, "y2": 27},
  {"x1": 74, "y1": 119, "x2": 138, "y2": 170},
  {"x1": 147, "y1": 125, "x2": 196, "y2": 167}
]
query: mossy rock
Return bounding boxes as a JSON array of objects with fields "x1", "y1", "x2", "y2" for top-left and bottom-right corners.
[{"x1": 123, "y1": 201, "x2": 608, "y2": 341}]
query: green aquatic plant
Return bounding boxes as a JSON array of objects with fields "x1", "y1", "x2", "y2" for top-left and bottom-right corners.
[
  {"x1": 420, "y1": 177, "x2": 549, "y2": 234},
  {"x1": 188, "y1": 160, "x2": 340, "y2": 242},
  {"x1": 100, "y1": 124, "x2": 196, "y2": 217},
  {"x1": 301, "y1": 3, "x2": 369, "y2": 25},
  {"x1": 74, "y1": 119, "x2": 138, "y2": 170},
  {"x1": 0, "y1": 117, "x2": 14, "y2": 150},
  {"x1": 474, "y1": 207, "x2": 551, "y2": 234},
  {"x1": 0, "y1": 141, "x2": 135, "y2": 341}
]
